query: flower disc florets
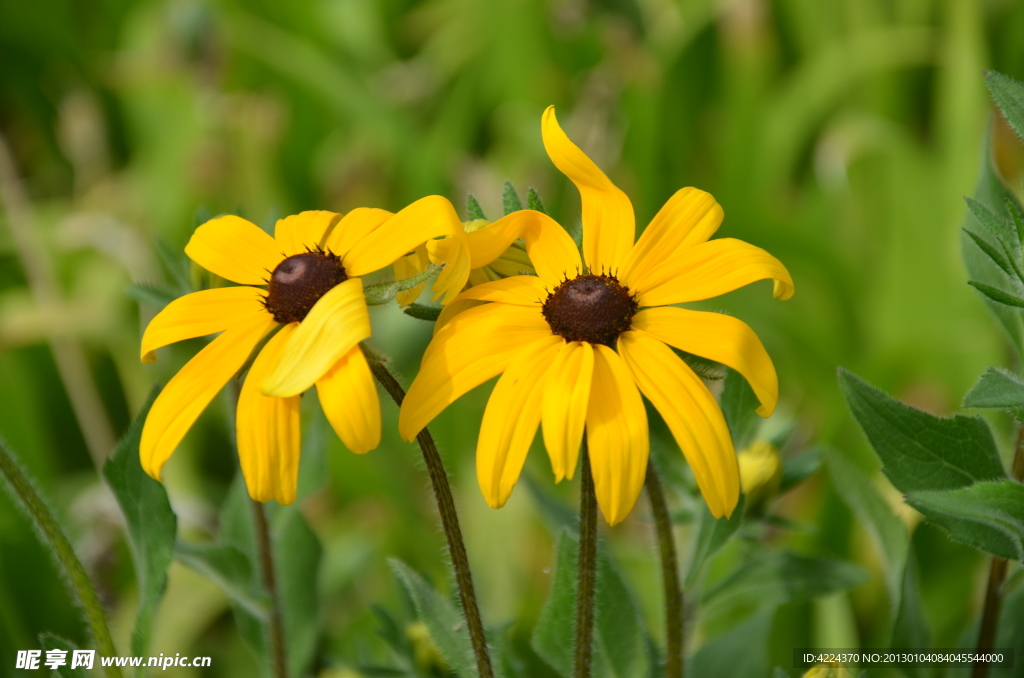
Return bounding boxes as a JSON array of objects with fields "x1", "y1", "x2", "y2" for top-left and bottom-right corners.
[
  {"x1": 264, "y1": 250, "x2": 347, "y2": 324},
  {"x1": 542, "y1": 274, "x2": 638, "y2": 346}
]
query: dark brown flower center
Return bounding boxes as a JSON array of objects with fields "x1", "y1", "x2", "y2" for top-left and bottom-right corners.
[
  {"x1": 264, "y1": 251, "x2": 347, "y2": 324},
  {"x1": 542, "y1": 274, "x2": 638, "y2": 346}
]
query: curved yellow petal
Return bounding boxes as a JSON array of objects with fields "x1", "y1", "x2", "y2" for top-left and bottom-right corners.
[
  {"x1": 620, "y1": 188, "x2": 723, "y2": 289},
  {"x1": 140, "y1": 286, "x2": 268, "y2": 363},
  {"x1": 275, "y1": 211, "x2": 342, "y2": 256},
  {"x1": 261, "y1": 278, "x2": 371, "y2": 397},
  {"x1": 433, "y1": 298, "x2": 486, "y2": 335},
  {"x1": 633, "y1": 306, "x2": 778, "y2": 417},
  {"x1": 541, "y1": 106, "x2": 634, "y2": 275},
  {"x1": 542, "y1": 341, "x2": 593, "y2": 482},
  {"x1": 394, "y1": 244, "x2": 431, "y2": 307},
  {"x1": 343, "y1": 196, "x2": 470, "y2": 304},
  {"x1": 140, "y1": 312, "x2": 276, "y2": 480},
  {"x1": 636, "y1": 238, "x2": 794, "y2": 306},
  {"x1": 585, "y1": 345, "x2": 648, "y2": 526},
  {"x1": 185, "y1": 215, "x2": 284, "y2": 285},
  {"x1": 326, "y1": 208, "x2": 393, "y2": 260},
  {"x1": 316, "y1": 345, "x2": 381, "y2": 454},
  {"x1": 430, "y1": 209, "x2": 581, "y2": 287},
  {"x1": 451, "y1": 276, "x2": 547, "y2": 306},
  {"x1": 477, "y1": 335, "x2": 563, "y2": 508},
  {"x1": 617, "y1": 330, "x2": 739, "y2": 519},
  {"x1": 237, "y1": 323, "x2": 301, "y2": 505},
  {"x1": 399, "y1": 303, "x2": 552, "y2": 440}
]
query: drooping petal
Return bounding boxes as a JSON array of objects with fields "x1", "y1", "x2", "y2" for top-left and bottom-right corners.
[
  {"x1": 619, "y1": 188, "x2": 723, "y2": 289},
  {"x1": 477, "y1": 335, "x2": 563, "y2": 508},
  {"x1": 185, "y1": 215, "x2": 284, "y2": 285},
  {"x1": 261, "y1": 278, "x2": 371, "y2": 397},
  {"x1": 325, "y1": 208, "x2": 393, "y2": 260},
  {"x1": 399, "y1": 303, "x2": 552, "y2": 440},
  {"x1": 140, "y1": 286, "x2": 269, "y2": 363},
  {"x1": 429, "y1": 209, "x2": 581, "y2": 288},
  {"x1": 394, "y1": 244, "x2": 430, "y2": 307},
  {"x1": 542, "y1": 341, "x2": 593, "y2": 482},
  {"x1": 636, "y1": 238, "x2": 795, "y2": 306},
  {"x1": 541, "y1": 106, "x2": 635, "y2": 275},
  {"x1": 433, "y1": 299, "x2": 486, "y2": 334},
  {"x1": 275, "y1": 211, "x2": 342, "y2": 256},
  {"x1": 633, "y1": 306, "x2": 778, "y2": 417},
  {"x1": 451, "y1": 276, "x2": 547, "y2": 306},
  {"x1": 343, "y1": 196, "x2": 470, "y2": 304},
  {"x1": 236, "y1": 323, "x2": 301, "y2": 505},
  {"x1": 140, "y1": 312, "x2": 276, "y2": 480},
  {"x1": 316, "y1": 345, "x2": 381, "y2": 454},
  {"x1": 585, "y1": 345, "x2": 648, "y2": 526},
  {"x1": 617, "y1": 330, "x2": 739, "y2": 519}
]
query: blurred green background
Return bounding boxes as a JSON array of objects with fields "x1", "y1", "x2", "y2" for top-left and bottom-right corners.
[{"x1": 2, "y1": 0, "x2": 1024, "y2": 675}]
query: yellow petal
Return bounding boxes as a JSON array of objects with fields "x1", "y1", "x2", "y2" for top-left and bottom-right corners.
[
  {"x1": 619, "y1": 188, "x2": 723, "y2": 289},
  {"x1": 617, "y1": 330, "x2": 739, "y2": 519},
  {"x1": 343, "y1": 196, "x2": 470, "y2": 304},
  {"x1": 185, "y1": 215, "x2": 284, "y2": 285},
  {"x1": 325, "y1": 208, "x2": 393, "y2": 260},
  {"x1": 394, "y1": 244, "x2": 430, "y2": 307},
  {"x1": 261, "y1": 278, "x2": 371, "y2": 397},
  {"x1": 275, "y1": 211, "x2": 342, "y2": 256},
  {"x1": 451, "y1": 276, "x2": 547, "y2": 306},
  {"x1": 316, "y1": 345, "x2": 381, "y2": 454},
  {"x1": 541, "y1": 341, "x2": 593, "y2": 482},
  {"x1": 433, "y1": 298, "x2": 486, "y2": 335},
  {"x1": 633, "y1": 306, "x2": 778, "y2": 417},
  {"x1": 236, "y1": 323, "x2": 301, "y2": 505},
  {"x1": 140, "y1": 286, "x2": 268, "y2": 363},
  {"x1": 140, "y1": 312, "x2": 276, "y2": 480},
  {"x1": 636, "y1": 238, "x2": 794, "y2": 306},
  {"x1": 430, "y1": 209, "x2": 581, "y2": 288},
  {"x1": 477, "y1": 335, "x2": 563, "y2": 508},
  {"x1": 541, "y1": 106, "x2": 634, "y2": 275},
  {"x1": 399, "y1": 303, "x2": 552, "y2": 440},
  {"x1": 585, "y1": 345, "x2": 648, "y2": 526}
]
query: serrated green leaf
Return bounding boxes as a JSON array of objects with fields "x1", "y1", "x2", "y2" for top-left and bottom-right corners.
[
  {"x1": 403, "y1": 303, "x2": 442, "y2": 322},
  {"x1": 154, "y1": 236, "x2": 192, "y2": 292},
  {"x1": 986, "y1": 70, "x2": 1024, "y2": 142},
  {"x1": 526, "y1": 188, "x2": 548, "y2": 215},
  {"x1": 963, "y1": 229, "x2": 1014, "y2": 278},
  {"x1": 365, "y1": 265, "x2": 442, "y2": 305},
  {"x1": 964, "y1": 197, "x2": 1018, "y2": 256},
  {"x1": 39, "y1": 634, "x2": 87, "y2": 678},
  {"x1": 685, "y1": 495, "x2": 745, "y2": 589},
  {"x1": 963, "y1": 366, "x2": 1024, "y2": 409},
  {"x1": 969, "y1": 280, "x2": 1024, "y2": 308},
  {"x1": 906, "y1": 480, "x2": 1024, "y2": 561},
  {"x1": 679, "y1": 351, "x2": 724, "y2": 381},
  {"x1": 102, "y1": 387, "x2": 177, "y2": 660},
  {"x1": 720, "y1": 368, "x2": 760, "y2": 449},
  {"x1": 702, "y1": 551, "x2": 868, "y2": 607},
  {"x1": 838, "y1": 369, "x2": 1006, "y2": 493},
  {"x1": 502, "y1": 181, "x2": 523, "y2": 215},
  {"x1": 388, "y1": 558, "x2": 480, "y2": 678},
  {"x1": 1006, "y1": 198, "x2": 1024, "y2": 246},
  {"x1": 467, "y1": 194, "x2": 487, "y2": 221},
  {"x1": 779, "y1": 447, "x2": 823, "y2": 492},
  {"x1": 125, "y1": 283, "x2": 180, "y2": 310}
]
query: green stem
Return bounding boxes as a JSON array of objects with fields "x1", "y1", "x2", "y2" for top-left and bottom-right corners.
[
  {"x1": 251, "y1": 500, "x2": 288, "y2": 678},
  {"x1": 364, "y1": 349, "x2": 494, "y2": 678},
  {"x1": 646, "y1": 463, "x2": 684, "y2": 678},
  {"x1": 575, "y1": 439, "x2": 597, "y2": 678},
  {"x1": 0, "y1": 441, "x2": 121, "y2": 678}
]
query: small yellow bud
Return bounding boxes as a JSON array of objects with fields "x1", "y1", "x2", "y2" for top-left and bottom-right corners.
[
  {"x1": 407, "y1": 620, "x2": 447, "y2": 672},
  {"x1": 737, "y1": 441, "x2": 782, "y2": 510},
  {"x1": 802, "y1": 664, "x2": 854, "y2": 678},
  {"x1": 462, "y1": 218, "x2": 491, "y2": 233}
]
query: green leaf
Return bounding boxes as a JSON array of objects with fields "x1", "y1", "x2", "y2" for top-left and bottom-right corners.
[
  {"x1": 526, "y1": 188, "x2": 548, "y2": 215},
  {"x1": 125, "y1": 282, "x2": 180, "y2": 310},
  {"x1": 175, "y1": 541, "x2": 269, "y2": 618},
  {"x1": 102, "y1": 386, "x2": 177, "y2": 659},
  {"x1": 388, "y1": 558, "x2": 480, "y2": 678},
  {"x1": 273, "y1": 508, "x2": 323, "y2": 678},
  {"x1": 689, "y1": 609, "x2": 774, "y2": 678},
  {"x1": 969, "y1": 280, "x2": 1024, "y2": 309},
  {"x1": 365, "y1": 265, "x2": 442, "y2": 305},
  {"x1": 467, "y1": 194, "x2": 487, "y2": 221},
  {"x1": 779, "y1": 447, "x2": 823, "y2": 492},
  {"x1": 403, "y1": 303, "x2": 442, "y2": 322},
  {"x1": 154, "y1": 236, "x2": 192, "y2": 292},
  {"x1": 963, "y1": 367, "x2": 1024, "y2": 409},
  {"x1": 963, "y1": 229, "x2": 1014, "y2": 278},
  {"x1": 702, "y1": 551, "x2": 868, "y2": 608},
  {"x1": 838, "y1": 369, "x2": 1006, "y2": 493},
  {"x1": 39, "y1": 634, "x2": 87, "y2": 678},
  {"x1": 986, "y1": 70, "x2": 1024, "y2": 142},
  {"x1": 964, "y1": 197, "x2": 1019, "y2": 256},
  {"x1": 906, "y1": 480, "x2": 1024, "y2": 561},
  {"x1": 531, "y1": 530, "x2": 649, "y2": 678},
  {"x1": 685, "y1": 495, "x2": 746, "y2": 589},
  {"x1": 720, "y1": 368, "x2": 761, "y2": 449},
  {"x1": 502, "y1": 181, "x2": 523, "y2": 215},
  {"x1": 1006, "y1": 197, "x2": 1024, "y2": 246},
  {"x1": 891, "y1": 550, "x2": 932, "y2": 667}
]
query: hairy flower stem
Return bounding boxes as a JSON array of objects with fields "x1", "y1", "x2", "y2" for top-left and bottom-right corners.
[
  {"x1": 0, "y1": 441, "x2": 122, "y2": 678},
  {"x1": 364, "y1": 349, "x2": 494, "y2": 678},
  {"x1": 251, "y1": 500, "x2": 288, "y2": 678},
  {"x1": 575, "y1": 439, "x2": 597, "y2": 678},
  {"x1": 972, "y1": 425, "x2": 1024, "y2": 678},
  {"x1": 646, "y1": 463, "x2": 684, "y2": 678}
]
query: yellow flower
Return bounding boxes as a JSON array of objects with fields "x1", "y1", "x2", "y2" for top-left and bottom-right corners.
[
  {"x1": 737, "y1": 440, "x2": 783, "y2": 509},
  {"x1": 139, "y1": 198, "x2": 470, "y2": 505},
  {"x1": 398, "y1": 107, "x2": 793, "y2": 524}
]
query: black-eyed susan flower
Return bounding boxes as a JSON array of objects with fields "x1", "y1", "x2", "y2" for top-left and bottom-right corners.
[
  {"x1": 398, "y1": 107, "x2": 793, "y2": 524},
  {"x1": 139, "y1": 198, "x2": 470, "y2": 505}
]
